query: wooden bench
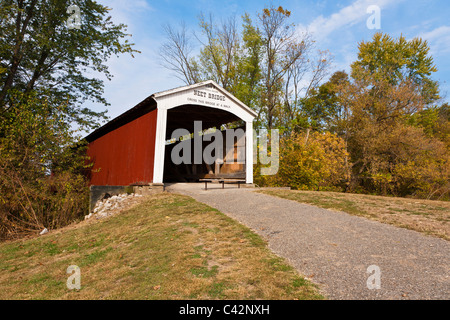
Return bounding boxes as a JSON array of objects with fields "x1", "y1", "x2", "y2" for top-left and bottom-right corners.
[{"x1": 199, "y1": 179, "x2": 245, "y2": 190}]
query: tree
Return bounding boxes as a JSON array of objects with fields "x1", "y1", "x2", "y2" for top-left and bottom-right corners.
[
  {"x1": 197, "y1": 13, "x2": 241, "y2": 91},
  {"x1": 281, "y1": 48, "x2": 332, "y2": 131},
  {"x1": 234, "y1": 14, "x2": 263, "y2": 116},
  {"x1": 0, "y1": 0, "x2": 138, "y2": 130},
  {"x1": 159, "y1": 6, "x2": 327, "y2": 131},
  {"x1": 0, "y1": 0, "x2": 138, "y2": 239},
  {"x1": 342, "y1": 33, "x2": 448, "y2": 197},
  {"x1": 0, "y1": 92, "x2": 90, "y2": 239},
  {"x1": 297, "y1": 32, "x2": 449, "y2": 198},
  {"x1": 160, "y1": 22, "x2": 201, "y2": 85},
  {"x1": 351, "y1": 32, "x2": 439, "y2": 104},
  {"x1": 299, "y1": 70, "x2": 349, "y2": 133},
  {"x1": 258, "y1": 6, "x2": 310, "y2": 129},
  {"x1": 407, "y1": 102, "x2": 450, "y2": 148},
  {"x1": 255, "y1": 131, "x2": 350, "y2": 191}
]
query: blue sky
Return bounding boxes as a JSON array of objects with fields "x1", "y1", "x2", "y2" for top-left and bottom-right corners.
[{"x1": 90, "y1": 0, "x2": 450, "y2": 122}]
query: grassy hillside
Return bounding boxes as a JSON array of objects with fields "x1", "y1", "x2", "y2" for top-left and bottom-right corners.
[
  {"x1": 0, "y1": 193, "x2": 322, "y2": 300},
  {"x1": 259, "y1": 189, "x2": 449, "y2": 240}
]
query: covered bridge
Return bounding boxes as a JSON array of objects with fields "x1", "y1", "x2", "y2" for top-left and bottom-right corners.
[{"x1": 84, "y1": 80, "x2": 256, "y2": 202}]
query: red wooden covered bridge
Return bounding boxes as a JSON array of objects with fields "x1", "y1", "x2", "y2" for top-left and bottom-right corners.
[{"x1": 84, "y1": 80, "x2": 257, "y2": 206}]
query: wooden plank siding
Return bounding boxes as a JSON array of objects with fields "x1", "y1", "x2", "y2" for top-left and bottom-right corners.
[{"x1": 86, "y1": 109, "x2": 158, "y2": 186}]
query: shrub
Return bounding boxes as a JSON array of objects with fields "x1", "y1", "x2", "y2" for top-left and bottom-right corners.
[
  {"x1": 0, "y1": 92, "x2": 90, "y2": 240},
  {"x1": 255, "y1": 131, "x2": 350, "y2": 191}
]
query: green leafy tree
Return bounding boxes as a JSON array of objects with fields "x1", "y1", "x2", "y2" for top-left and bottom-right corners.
[
  {"x1": 0, "y1": 92, "x2": 90, "y2": 239},
  {"x1": 342, "y1": 33, "x2": 448, "y2": 197},
  {"x1": 0, "y1": 0, "x2": 137, "y2": 239},
  {"x1": 351, "y1": 32, "x2": 439, "y2": 104},
  {"x1": 0, "y1": 0, "x2": 138, "y2": 130},
  {"x1": 407, "y1": 103, "x2": 450, "y2": 148},
  {"x1": 233, "y1": 13, "x2": 263, "y2": 118},
  {"x1": 299, "y1": 71, "x2": 350, "y2": 133}
]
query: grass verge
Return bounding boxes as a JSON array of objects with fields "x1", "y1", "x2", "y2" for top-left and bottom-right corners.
[
  {"x1": 258, "y1": 189, "x2": 449, "y2": 241},
  {"x1": 0, "y1": 192, "x2": 322, "y2": 300}
]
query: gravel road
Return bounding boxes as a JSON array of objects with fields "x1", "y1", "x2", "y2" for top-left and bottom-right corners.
[{"x1": 166, "y1": 183, "x2": 450, "y2": 300}]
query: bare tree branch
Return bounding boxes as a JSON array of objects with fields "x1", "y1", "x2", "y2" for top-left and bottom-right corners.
[{"x1": 159, "y1": 22, "x2": 200, "y2": 85}]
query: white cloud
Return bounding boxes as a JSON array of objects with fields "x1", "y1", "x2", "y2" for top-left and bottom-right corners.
[
  {"x1": 417, "y1": 26, "x2": 450, "y2": 56},
  {"x1": 101, "y1": 0, "x2": 153, "y2": 32},
  {"x1": 297, "y1": 0, "x2": 396, "y2": 41}
]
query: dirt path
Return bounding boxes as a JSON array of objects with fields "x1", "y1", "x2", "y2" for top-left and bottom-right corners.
[{"x1": 166, "y1": 183, "x2": 450, "y2": 300}]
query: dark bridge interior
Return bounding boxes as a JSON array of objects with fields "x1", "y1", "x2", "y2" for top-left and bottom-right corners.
[{"x1": 163, "y1": 104, "x2": 246, "y2": 182}]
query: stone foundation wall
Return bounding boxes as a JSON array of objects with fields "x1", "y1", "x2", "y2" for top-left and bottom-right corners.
[{"x1": 89, "y1": 184, "x2": 165, "y2": 212}]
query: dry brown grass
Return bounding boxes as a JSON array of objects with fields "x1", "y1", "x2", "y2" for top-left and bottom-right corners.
[
  {"x1": 259, "y1": 189, "x2": 450, "y2": 240},
  {"x1": 0, "y1": 192, "x2": 322, "y2": 300}
]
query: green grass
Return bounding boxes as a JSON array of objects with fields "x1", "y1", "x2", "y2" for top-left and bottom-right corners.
[{"x1": 0, "y1": 193, "x2": 323, "y2": 300}]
